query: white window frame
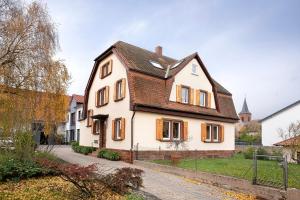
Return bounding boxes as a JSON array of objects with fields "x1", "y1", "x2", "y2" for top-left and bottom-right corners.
[
  {"x1": 205, "y1": 125, "x2": 211, "y2": 142},
  {"x1": 173, "y1": 121, "x2": 181, "y2": 140},
  {"x1": 117, "y1": 80, "x2": 122, "y2": 99},
  {"x1": 162, "y1": 121, "x2": 171, "y2": 140},
  {"x1": 212, "y1": 125, "x2": 219, "y2": 142},
  {"x1": 98, "y1": 88, "x2": 105, "y2": 106},
  {"x1": 115, "y1": 119, "x2": 121, "y2": 139},
  {"x1": 200, "y1": 91, "x2": 206, "y2": 107},
  {"x1": 192, "y1": 64, "x2": 198, "y2": 75},
  {"x1": 181, "y1": 87, "x2": 189, "y2": 104}
]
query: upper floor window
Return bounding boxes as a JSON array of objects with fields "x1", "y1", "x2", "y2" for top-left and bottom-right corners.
[
  {"x1": 87, "y1": 109, "x2": 93, "y2": 127},
  {"x1": 192, "y1": 64, "x2": 198, "y2": 75},
  {"x1": 114, "y1": 78, "x2": 126, "y2": 101},
  {"x1": 181, "y1": 86, "x2": 189, "y2": 104},
  {"x1": 78, "y1": 110, "x2": 81, "y2": 121},
  {"x1": 100, "y1": 60, "x2": 112, "y2": 79},
  {"x1": 96, "y1": 86, "x2": 109, "y2": 107},
  {"x1": 200, "y1": 91, "x2": 207, "y2": 107},
  {"x1": 70, "y1": 113, "x2": 75, "y2": 126}
]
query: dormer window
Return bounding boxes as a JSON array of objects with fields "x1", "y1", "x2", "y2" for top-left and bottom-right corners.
[
  {"x1": 100, "y1": 60, "x2": 112, "y2": 79},
  {"x1": 149, "y1": 61, "x2": 163, "y2": 69},
  {"x1": 192, "y1": 64, "x2": 198, "y2": 75},
  {"x1": 181, "y1": 86, "x2": 189, "y2": 104}
]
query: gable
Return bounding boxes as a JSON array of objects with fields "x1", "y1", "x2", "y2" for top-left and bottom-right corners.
[{"x1": 169, "y1": 58, "x2": 216, "y2": 109}]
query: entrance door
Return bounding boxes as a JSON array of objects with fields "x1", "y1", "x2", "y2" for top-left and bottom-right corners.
[{"x1": 99, "y1": 120, "x2": 106, "y2": 148}]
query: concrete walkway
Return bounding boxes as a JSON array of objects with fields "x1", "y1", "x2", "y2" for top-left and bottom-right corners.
[{"x1": 52, "y1": 146, "x2": 239, "y2": 200}]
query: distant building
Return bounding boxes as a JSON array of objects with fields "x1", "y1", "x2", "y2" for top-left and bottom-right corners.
[
  {"x1": 261, "y1": 100, "x2": 300, "y2": 146},
  {"x1": 239, "y1": 98, "x2": 252, "y2": 123}
]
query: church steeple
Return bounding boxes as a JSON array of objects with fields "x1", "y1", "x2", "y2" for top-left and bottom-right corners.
[{"x1": 239, "y1": 98, "x2": 251, "y2": 122}]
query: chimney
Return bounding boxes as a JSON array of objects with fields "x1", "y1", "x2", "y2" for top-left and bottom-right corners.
[{"x1": 155, "y1": 46, "x2": 162, "y2": 57}]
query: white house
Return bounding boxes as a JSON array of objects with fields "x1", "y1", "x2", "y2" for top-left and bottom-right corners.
[
  {"x1": 79, "y1": 41, "x2": 239, "y2": 162},
  {"x1": 261, "y1": 100, "x2": 300, "y2": 146},
  {"x1": 65, "y1": 94, "x2": 84, "y2": 143}
]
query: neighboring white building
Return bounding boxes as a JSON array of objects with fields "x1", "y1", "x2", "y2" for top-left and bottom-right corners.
[
  {"x1": 65, "y1": 94, "x2": 84, "y2": 143},
  {"x1": 79, "y1": 41, "x2": 239, "y2": 162},
  {"x1": 261, "y1": 100, "x2": 300, "y2": 146}
]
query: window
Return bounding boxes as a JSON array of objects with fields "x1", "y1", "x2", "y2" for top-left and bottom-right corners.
[
  {"x1": 149, "y1": 60, "x2": 163, "y2": 69},
  {"x1": 192, "y1": 64, "x2": 198, "y2": 75},
  {"x1": 101, "y1": 60, "x2": 112, "y2": 79},
  {"x1": 163, "y1": 121, "x2": 171, "y2": 140},
  {"x1": 96, "y1": 86, "x2": 109, "y2": 107},
  {"x1": 93, "y1": 120, "x2": 100, "y2": 135},
  {"x1": 78, "y1": 111, "x2": 81, "y2": 121},
  {"x1": 115, "y1": 118, "x2": 121, "y2": 140},
  {"x1": 173, "y1": 122, "x2": 181, "y2": 140},
  {"x1": 162, "y1": 119, "x2": 182, "y2": 141},
  {"x1": 87, "y1": 109, "x2": 93, "y2": 127},
  {"x1": 114, "y1": 79, "x2": 125, "y2": 101},
  {"x1": 200, "y1": 91, "x2": 207, "y2": 107},
  {"x1": 181, "y1": 86, "x2": 189, "y2": 104},
  {"x1": 70, "y1": 113, "x2": 75, "y2": 126},
  {"x1": 205, "y1": 124, "x2": 220, "y2": 143}
]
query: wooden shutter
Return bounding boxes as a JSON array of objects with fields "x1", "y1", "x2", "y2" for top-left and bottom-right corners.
[
  {"x1": 95, "y1": 91, "x2": 98, "y2": 107},
  {"x1": 201, "y1": 123, "x2": 206, "y2": 142},
  {"x1": 99, "y1": 63, "x2": 102, "y2": 78},
  {"x1": 207, "y1": 92, "x2": 212, "y2": 108},
  {"x1": 156, "y1": 119, "x2": 163, "y2": 141},
  {"x1": 219, "y1": 125, "x2": 224, "y2": 142},
  {"x1": 196, "y1": 90, "x2": 200, "y2": 106},
  {"x1": 112, "y1": 120, "x2": 115, "y2": 140},
  {"x1": 183, "y1": 121, "x2": 188, "y2": 141},
  {"x1": 176, "y1": 85, "x2": 181, "y2": 102},
  {"x1": 108, "y1": 59, "x2": 113, "y2": 74},
  {"x1": 105, "y1": 86, "x2": 109, "y2": 104},
  {"x1": 121, "y1": 118, "x2": 125, "y2": 140},
  {"x1": 189, "y1": 88, "x2": 194, "y2": 105},
  {"x1": 121, "y1": 78, "x2": 126, "y2": 98},
  {"x1": 113, "y1": 82, "x2": 117, "y2": 101}
]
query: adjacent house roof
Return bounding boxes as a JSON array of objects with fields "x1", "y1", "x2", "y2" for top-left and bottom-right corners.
[
  {"x1": 274, "y1": 135, "x2": 300, "y2": 146},
  {"x1": 239, "y1": 98, "x2": 251, "y2": 114},
  {"x1": 83, "y1": 41, "x2": 239, "y2": 122},
  {"x1": 261, "y1": 100, "x2": 300, "y2": 122},
  {"x1": 71, "y1": 94, "x2": 84, "y2": 104}
]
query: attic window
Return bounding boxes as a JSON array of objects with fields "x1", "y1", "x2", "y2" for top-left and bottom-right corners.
[
  {"x1": 149, "y1": 61, "x2": 163, "y2": 69},
  {"x1": 171, "y1": 60, "x2": 182, "y2": 69}
]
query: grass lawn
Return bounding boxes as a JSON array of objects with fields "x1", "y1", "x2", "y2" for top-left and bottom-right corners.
[{"x1": 153, "y1": 153, "x2": 300, "y2": 189}]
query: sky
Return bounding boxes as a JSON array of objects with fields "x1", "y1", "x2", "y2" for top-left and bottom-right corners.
[{"x1": 38, "y1": 0, "x2": 300, "y2": 119}]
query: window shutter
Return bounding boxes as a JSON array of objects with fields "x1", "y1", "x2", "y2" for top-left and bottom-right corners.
[
  {"x1": 156, "y1": 119, "x2": 163, "y2": 141},
  {"x1": 121, "y1": 118, "x2": 125, "y2": 140},
  {"x1": 219, "y1": 125, "x2": 224, "y2": 142},
  {"x1": 176, "y1": 85, "x2": 181, "y2": 102},
  {"x1": 207, "y1": 92, "x2": 212, "y2": 108},
  {"x1": 99, "y1": 64, "x2": 102, "y2": 78},
  {"x1": 105, "y1": 86, "x2": 109, "y2": 104},
  {"x1": 201, "y1": 123, "x2": 206, "y2": 142},
  {"x1": 196, "y1": 90, "x2": 200, "y2": 106},
  {"x1": 189, "y1": 88, "x2": 194, "y2": 105},
  {"x1": 108, "y1": 59, "x2": 113, "y2": 74},
  {"x1": 112, "y1": 120, "x2": 115, "y2": 140},
  {"x1": 113, "y1": 82, "x2": 117, "y2": 101},
  {"x1": 95, "y1": 91, "x2": 98, "y2": 107},
  {"x1": 91, "y1": 121, "x2": 94, "y2": 134},
  {"x1": 121, "y1": 78, "x2": 126, "y2": 98},
  {"x1": 183, "y1": 121, "x2": 188, "y2": 141}
]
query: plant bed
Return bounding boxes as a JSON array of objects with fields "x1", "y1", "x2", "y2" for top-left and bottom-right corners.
[
  {"x1": 71, "y1": 142, "x2": 96, "y2": 155},
  {"x1": 97, "y1": 149, "x2": 120, "y2": 161}
]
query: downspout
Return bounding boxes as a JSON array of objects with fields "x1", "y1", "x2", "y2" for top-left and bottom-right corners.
[{"x1": 130, "y1": 110, "x2": 136, "y2": 164}]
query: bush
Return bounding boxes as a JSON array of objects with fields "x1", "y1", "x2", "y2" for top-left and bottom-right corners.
[
  {"x1": 14, "y1": 131, "x2": 36, "y2": 161},
  {"x1": 97, "y1": 149, "x2": 120, "y2": 161},
  {"x1": 71, "y1": 142, "x2": 95, "y2": 155},
  {"x1": 126, "y1": 193, "x2": 144, "y2": 200},
  {"x1": 243, "y1": 147, "x2": 270, "y2": 160}
]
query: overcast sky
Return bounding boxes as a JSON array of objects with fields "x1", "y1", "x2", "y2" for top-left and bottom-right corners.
[{"x1": 41, "y1": 0, "x2": 300, "y2": 119}]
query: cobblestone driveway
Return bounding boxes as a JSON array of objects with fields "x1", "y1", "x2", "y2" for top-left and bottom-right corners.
[{"x1": 52, "y1": 146, "x2": 239, "y2": 200}]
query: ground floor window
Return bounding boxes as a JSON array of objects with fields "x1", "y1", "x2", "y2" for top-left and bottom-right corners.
[
  {"x1": 203, "y1": 124, "x2": 222, "y2": 143},
  {"x1": 112, "y1": 118, "x2": 125, "y2": 141},
  {"x1": 70, "y1": 130, "x2": 75, "y2": 141},
  {"x1": 162, "y1": 119, "x2": 182, "y2": 141}
]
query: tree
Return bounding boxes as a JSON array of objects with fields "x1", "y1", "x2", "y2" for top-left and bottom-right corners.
[
  {"x1": 278, "y1": 121, "x2": 300, "y2": 162},
  {"x1": 0, "y1": 0, "x2": 70, "y2": 143}
]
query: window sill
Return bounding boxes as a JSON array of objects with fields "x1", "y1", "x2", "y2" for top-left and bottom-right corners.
[
  {"x1": 113, "y1": 138, "x2": 123, "y2": 141},
  {"x1": 191, "y1": 72, "x2": 199, "y2": 76},
  {"x1": 160, "y1": 139, "x2": 183, "y2": 142},
  {"x1": 100, "y1": 72, "x2": 112, "y2": 79},
  {"x1": 204, "y1": 141, "x2": 221, "y2": 143},
  {"x1": 96, "y1": 103, "x2": 108, "y2": 108},
  {"x1": 114, "y1": 97, "x2": 124, "y2": 102}
]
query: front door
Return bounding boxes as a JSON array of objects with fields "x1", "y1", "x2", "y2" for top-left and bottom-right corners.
[{"x1": 99, "y1": 120, "x2": 106, "y2": 148}]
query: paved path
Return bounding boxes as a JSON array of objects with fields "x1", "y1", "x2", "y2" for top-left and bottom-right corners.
[{"x1": 52, "y1": 146, "x2": 237, "y2": 200}]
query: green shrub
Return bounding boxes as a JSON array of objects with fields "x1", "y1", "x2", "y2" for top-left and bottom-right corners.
[
  {"x1": 71, "y1": 142, "x2": 95, "y2": 155},
  {"x1": 14, "y1": 131, "x2": 36, "y2": 161},
  {"x1": 243, "y1": 147, "x2": 255, "y2": 159},
  {"x1": 243, "y1": 147, "x2": 270, "y2": 160},
  {"x1": 126, "y1": 193, "x2": 144, "y2": 200},
  {"x1": 97, "y1": 149, "x2": 120, "y2": 161}
]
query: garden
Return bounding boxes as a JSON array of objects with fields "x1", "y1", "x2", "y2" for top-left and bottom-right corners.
[
  {"x1": 0, "y1": 132, "x2": 145, "y2": 200},
  {"x1": 153, "y1": 147, "x2": 300, "y2": 189}
]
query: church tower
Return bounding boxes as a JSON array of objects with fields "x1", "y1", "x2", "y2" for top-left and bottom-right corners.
[{"x1": 239, "y1": 98, "x2": 252, "y2": 123}]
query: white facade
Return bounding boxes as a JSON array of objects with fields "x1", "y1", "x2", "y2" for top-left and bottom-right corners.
[
  {"x1": 80, "y1": 51, "x2": 236, "y2": 152},
  {"x1": 66, "y1": 98, "x2": 83, "y2": 143},
  {"x1": 261, "y1": 102, "x2": 300, "y2": 146}
]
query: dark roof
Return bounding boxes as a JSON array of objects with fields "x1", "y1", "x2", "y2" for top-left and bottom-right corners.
[
  {"x1": 83, "y1": 41, "x2": 238, "y2": 122},
  {"x1": 261, "y1": 100, "x2": 300, "y2": 122},
  {"x1": 239, "y1": 98, "x2": 251, "y2": 114},
  {"x1": 274, "y1": 135, "x2": 300, "y2": 146}
]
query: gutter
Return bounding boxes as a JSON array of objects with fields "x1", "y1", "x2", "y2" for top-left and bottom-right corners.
[{"x1": 130, "y1": 110, "x2": 136, "y2": 163}]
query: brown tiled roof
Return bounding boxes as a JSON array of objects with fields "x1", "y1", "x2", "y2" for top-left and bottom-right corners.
[
  {"x1": 274, "y1": 135, "x2": 300, "y2": 146},
  {"x1": 83, "y1": 41, "x2": 238, "y2": 122},
  {"x1": 71, "y1": 94, "x2": 84, "y2": 104}
]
